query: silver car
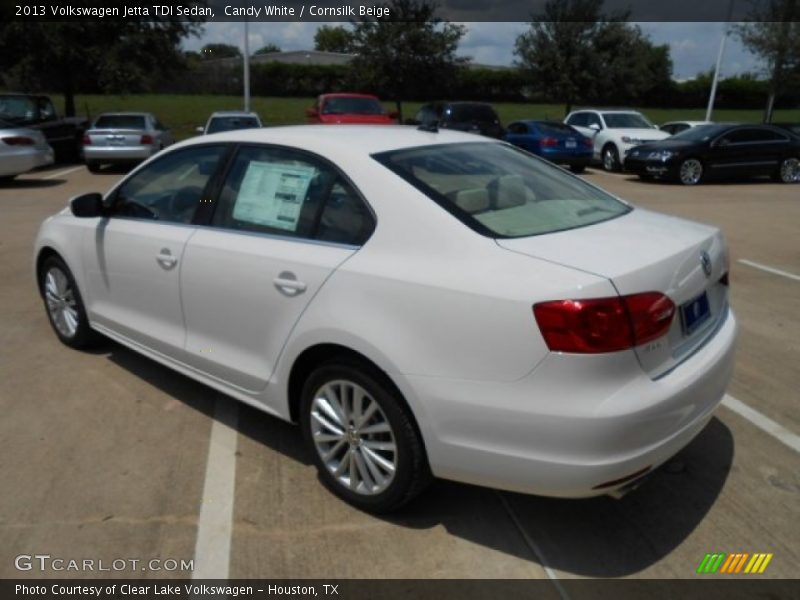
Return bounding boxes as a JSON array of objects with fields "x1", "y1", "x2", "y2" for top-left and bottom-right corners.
[
  {"x1": 83, "y1": 112, "x2": 174, "y2": 172},
  {"x1": 0, "y1": 118, "x2": 54, "y2": 181}
]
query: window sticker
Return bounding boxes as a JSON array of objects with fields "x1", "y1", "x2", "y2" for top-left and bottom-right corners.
[{"x1": 233, "y1": 161, "x2": 316, "y2": 231}]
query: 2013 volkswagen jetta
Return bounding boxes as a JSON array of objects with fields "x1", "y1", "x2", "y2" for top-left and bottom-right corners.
[{"x1": 34, "y1": 126, "x2": 737, "y2": 512}]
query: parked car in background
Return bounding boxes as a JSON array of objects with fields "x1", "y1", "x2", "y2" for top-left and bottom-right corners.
[
  {"x1": 565, "y1": 109, "x2": 670, "y2": 172},
  {"x1": 660, "y1": 121, "x2": 712, "y2": 136},
  {"x1": 413, "y1": 102, "x2": 504, "y2": 138},
  {"x1": 0, "y1": 117, "x2": 55, "y2": 181},
  {"x1": 197, "y1": 111, "x2": 262, "y2": 135},
  {"x1": 772, "y1": 122, "x2": 800, "y2": 138},
  {"x1": 83, "y1": 112, "x2": 174, "y2": 173},
  {"x1": 35, "y1": 125, "x2": 736, "y2": 512},
  {"x1": 625, "y1": 123, "x2": 800, "y2": 185},
  {"x1": 0, "y1": 93, "x2": 87, "y2": 162},
  {"x1": 306, "y1": 93, "x2": 397, "y2": 125},
  {"x1": 504, "y1": 120, "x2": 593, "y2": 172}
]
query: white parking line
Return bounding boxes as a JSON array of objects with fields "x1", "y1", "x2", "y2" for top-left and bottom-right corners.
[
  {"x1": 191, "y1": 398, "x2": 239, "y2": 581},
  {"x1": 40, "y1": 166, "x2": 83, "y2": 180},
  {"x1": 722, "y1": 394, "x2": 800, "y2": 454},
  {"x1": 497, "y1": 492, "x2": 571, "y2": 600},
  {"x1": 738, "y1": 259, "x2": 800, "y2": 283}
]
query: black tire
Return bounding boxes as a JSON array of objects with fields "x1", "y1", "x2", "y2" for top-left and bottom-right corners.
[
  {"x1": 569, "y1": 164, "x2": 586, "y2": 174},
  {"x1": 39, "y1": 255, "x2": 99, "y2": 349},
  {"x1": 0, "y1": 175, "x2": 16, "y2": 183},
  {"x1": 677, "y1": 157, "x2": 704, "y2": 185},
  {"x1": 602, "y1": 144, "x2": 621, "y2": 172},
  {"x1": 774, "y1": 156, "x2": 800, "y2": 183},
  {"x1": 86, "y1": 162, "x2": 101, "y2": 173},
  {"x1": 300, "y1": 358, "x2": 431, "y2": 513}
]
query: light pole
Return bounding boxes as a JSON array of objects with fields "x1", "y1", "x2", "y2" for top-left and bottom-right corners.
[
  {"x1": 705, "y1": 0, "x2": 736, "y2": 121},
  {"x1": 243, "y1": 19, "x2": 251, "y2": 112}
]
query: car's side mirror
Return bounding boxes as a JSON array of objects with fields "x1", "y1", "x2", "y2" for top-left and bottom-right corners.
[
  {"x1": 716, "y1": 138, "x2": 729, "y2": 147},
  {"x1": 306, "y1": 107, "x2": 318, "y2": 118},
  {"x1": 195, "y1": 126, "x2": 204, "y2": 134},
  {"x1": 589, "y1": 123, "x2": 601, "y2": 131},
  {"x1": 70, "y1": 192, "x2": 104, "y2": 218}
]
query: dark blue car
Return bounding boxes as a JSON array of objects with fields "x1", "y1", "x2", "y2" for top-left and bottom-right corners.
[{"x1": 504, "y1": 120, "x2": 593, "y2": 173}]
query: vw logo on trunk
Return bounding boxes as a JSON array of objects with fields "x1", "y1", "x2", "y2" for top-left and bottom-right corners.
[{"x1": 700, "y1": 251, "x2": 712, "y2": 277}]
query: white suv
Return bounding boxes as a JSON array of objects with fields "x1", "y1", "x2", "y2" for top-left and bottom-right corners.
[{"x1": 565, "y1": 109, "x2": 670, "y2": 172}]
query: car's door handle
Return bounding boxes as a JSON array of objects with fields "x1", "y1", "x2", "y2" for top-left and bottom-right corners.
[
  {"x1": 156, "y1": 249, "x2": 178, "y2": 269},
  {"x1": 273, "y1": 272, "x2": 307, "y2": 295}
]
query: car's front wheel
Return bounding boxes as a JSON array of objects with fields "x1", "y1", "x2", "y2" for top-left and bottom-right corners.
[
  {"x1": 300, "y1": 359, "x2": 430, "y2": 513},
  {"x1": 602, "y1": 144, "x2": 621, "y2": 172},
  {"x1": 678, "y1": 158, "x2": 704, "y2": 185},
  {"x1": 39, "y1": 255, "x2": 98, "y2": 349},
  {"x1": 776, "y1": 157, "x2": 800, "y2": 183}
]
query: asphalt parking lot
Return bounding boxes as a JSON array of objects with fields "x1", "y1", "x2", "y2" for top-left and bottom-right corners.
[{"x1": 0, "y1": 163, "x2": 798, "y2": 583}]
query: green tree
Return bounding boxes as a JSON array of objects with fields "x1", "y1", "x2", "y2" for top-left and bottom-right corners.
[
  {"x1": 254, "y1": 44, "x2": 282, "y2": 55},
  {"x1": 349, "y1": 0, "x2": 466, "y2": 121},
  {"x1": 735, "y1": 0, "x2": 800, "y2": 122},
  {"x1": 314, "y1": 25, "x2": 355, "y2": 53},
  {"x1": 514, "y1": 0, "x2": 671, "y2": 114},
  {"x1": 0, "y1": 19, "x2": 204, "y2": 116},
  {"x1": 201, "y1": 43, "x2": 241, "y2": 60}
]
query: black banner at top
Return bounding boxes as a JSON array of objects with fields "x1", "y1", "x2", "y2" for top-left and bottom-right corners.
[{"x1": 3, "y1": 0, "x2": 799, "y2": 22}]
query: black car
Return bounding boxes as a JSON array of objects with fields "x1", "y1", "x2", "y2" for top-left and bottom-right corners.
[
  {"x1": 625, "y1": 123, "x2": 800, "y2": 185},
  {"x1": 412, "y1": 102, "x2": 504, "y2": 138},
  {"x1": 772, "y1": 122, "x2": 800, "y2": 138}
]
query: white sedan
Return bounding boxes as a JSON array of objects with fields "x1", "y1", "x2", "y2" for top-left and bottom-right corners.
[{"x1": 34, "y1": 126, "x2": 737, "y2": 512}]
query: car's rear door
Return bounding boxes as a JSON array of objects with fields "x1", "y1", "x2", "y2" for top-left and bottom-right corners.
[
  {"x1": 83, "y1": 145, "x2": 228, "y2": 357},
  {"x1": 180, "y1": 145, "x2": 374, "y2": 393}
]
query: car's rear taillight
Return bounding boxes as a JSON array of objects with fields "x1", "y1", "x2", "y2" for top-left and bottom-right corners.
[
  {"x1": 2, "y1": 136, "x2": 35, "y2": 146},
  {"x1": 583, "y1": 137, "x2": 593, "y2": 148},
  {"x1": 541, "y1": 137, "x2": 558, "y2": 147},
  {"x1": 82, "y1": 134, "x2": 91, "y2": 145},
  {"x1": 140, "y1": 134, "x2": 154, "y2": 145},
  {"x1": 533, "y1": 292, "x2": 675, "y2": 354}
]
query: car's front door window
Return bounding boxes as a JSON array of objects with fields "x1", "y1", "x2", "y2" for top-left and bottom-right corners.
[{"x1": 112, "y1": 145, "x2": 226, "y2": 224}]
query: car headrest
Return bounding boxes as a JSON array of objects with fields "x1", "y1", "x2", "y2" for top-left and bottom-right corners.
[
  {"x1": 492, "y1": 175, "x2": 528, "y2": 209},
  {"x1": 453, "y1": 188, "x2": 490, "y2": 214}
]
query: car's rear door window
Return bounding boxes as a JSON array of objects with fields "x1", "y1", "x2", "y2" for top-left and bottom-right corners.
[
  {"x1": 212, "y1": 146, "x2": 374, "y2": 245},
  {"x1": 374, "y1": 142, "x2": 630, "y2": 238}
]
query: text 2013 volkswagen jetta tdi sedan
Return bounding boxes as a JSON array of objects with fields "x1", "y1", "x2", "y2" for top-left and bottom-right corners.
[{"x1": 34, "y1": 126, "x2": 736, "y2": 512}]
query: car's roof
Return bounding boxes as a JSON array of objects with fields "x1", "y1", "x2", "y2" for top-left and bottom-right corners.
[
  {"x1": 320, "y1": 93, "x2": 379, "y2": 100},
  {"x1": 572, "y1": 109, "x2": 644, "y2": 114},
  {"x1": 178, "y1": 125, "x2": 491, "y2": 155},
  {"x1": 95, "y1": 112, "x2": 152, "y2": 117},
  {"x1": 663, "y1": 120, "x2": 711, "y2": 126},
  {"x1": 209, "y1": 111, "x2": 260, "y2": 118}
]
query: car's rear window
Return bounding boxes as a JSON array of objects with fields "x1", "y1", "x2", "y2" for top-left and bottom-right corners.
[
  {"x1": 373, "y1": 142, "x2": 630, "y2": 238},
  {"x1": 322, "y1": 97, "x2": 384, "y2": 115},
  {"x1": 448, "y1": 104, "x2": 499, "y2": 122},
  {"x1": 536, "y1": 122, "x2": 578, "y2": 136},
  {"x1": 207, "y1": 116, "x2": 260, "y2": 134},
  {"x1": 602, "y1": 113, "x2": 654, "y2": 129},
  {"x1": 94, "y1": 115, "x2": 147, "y2": 130}
]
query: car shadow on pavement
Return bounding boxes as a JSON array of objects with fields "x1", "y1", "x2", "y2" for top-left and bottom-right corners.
[
  {"x1": 103, "y1": 339, "x2": 733, "y2": 577},
  {"x1": 0, "y1": 178, "x2": 66, "y2": 189}
]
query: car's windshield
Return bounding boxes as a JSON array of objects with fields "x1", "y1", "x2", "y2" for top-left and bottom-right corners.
[
  {"x1": 322, "y1": 97, "x2": 384, "y2": 115},
  {"x1": 448, "y1": 104, "x2": 499, "y2": 123},
  {"x1": 207, "y1": 116, "x2": 260, "y2": 133},
  {"x1": 602, "y1": 113, "x2": 654, "y2": 129},
  {"x1": 0, "y1": 96, "x2": 37, "y2": 123},
  {"x1": 93, "y1": 115, "x2": 147, "y2": 130},
  {"x1": 670, "y1": 124, "x2": 728, "y2": 142},
  {"x1": 373, "y1": 142, "x2": 630, "y2": 238}
]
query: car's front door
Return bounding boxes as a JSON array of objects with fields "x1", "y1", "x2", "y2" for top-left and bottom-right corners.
[
  {"x1": 180, "y1": 145, "x2": 374, "y2": 393},
  {"x1": 83, "y1": 144, "x2": 228, "y2": 358},
  {"x1": 708, "y1": 128, "x2": 786, "y2": 177}
]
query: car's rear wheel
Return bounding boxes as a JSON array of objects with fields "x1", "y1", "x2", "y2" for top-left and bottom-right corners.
[
  {"x1": 678, "y1": 158, "x2": 703, "y2": 185},
  {"x1": 602, "y1": 144, "x2": 621, "y2": 172},
  {"x1": 86, "y1": 161, "x2": 101, "y2": 173},
  {"x1": 777, "y1": 157, "x2": 800, "y2": 183},
  {"x1": 300, "y1": 359, "x2": 430, "y2": 513},
  {"x1": 40, "y1": 255, "x2": 98, "y2": 349}
]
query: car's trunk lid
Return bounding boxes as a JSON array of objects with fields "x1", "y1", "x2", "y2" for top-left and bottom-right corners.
[
  {"x1": 87, "y1": 129, "x2": 147, "y2": 147},
  {"x1": 497, "y1": 208, "x2": 729, "y2": 378}
]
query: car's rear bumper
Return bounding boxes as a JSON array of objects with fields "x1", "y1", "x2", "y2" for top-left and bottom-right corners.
[
  {"x1": 84, "y1": 146, "x2": 156, "y2": 162},
  {"x1": 407, "y1": 307, "x2": 737, "y2": 498},
  {"x1": 0, "y1": 146, "x2": 55, "y2": 177},
  {"x1": 541, "y1": 150, "x2": 593, "y2": 166}
]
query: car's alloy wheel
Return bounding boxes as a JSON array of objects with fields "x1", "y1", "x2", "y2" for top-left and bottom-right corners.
[
  {"x1": 40, "y1": 256, "x2": 98, "y2": 349},
  {"x1": 300, "y1": 360, "x2": 430, "y2": 512},
  {"x1": 779, "y1": 157, "x2": 800, "y2": 183},
  {"x1": 602, "y1": 145, "x2": 620, "y2": 172},
  {"x1": 678, "y1": 158, "x2": 703, "y2": 185}
]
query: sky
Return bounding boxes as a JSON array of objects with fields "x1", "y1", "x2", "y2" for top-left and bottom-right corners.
[{"x1": 183, "y1": 22, "x2": 763, "y2": 81}]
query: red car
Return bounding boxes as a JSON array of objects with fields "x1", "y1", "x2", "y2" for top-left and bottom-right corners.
[{"x1": 306, "y1": 93, "x2": 398, "y2": 125}]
